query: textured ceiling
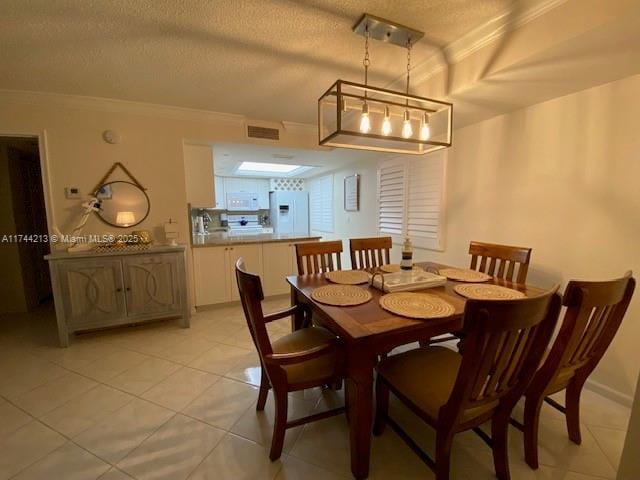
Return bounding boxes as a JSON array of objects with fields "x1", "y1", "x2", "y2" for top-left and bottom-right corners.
[{"x1": 0, "y1": 0, "x2": 515, "y2": 123}]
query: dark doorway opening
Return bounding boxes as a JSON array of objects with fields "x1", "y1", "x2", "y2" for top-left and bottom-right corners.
[{"x1": 0, "y1": 136, "x2": 52, "y2": 314}]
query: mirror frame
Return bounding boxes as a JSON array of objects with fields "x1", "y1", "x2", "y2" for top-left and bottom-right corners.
[{"x1": 94, "y1": 180, "x2": 151, "y2": 228}]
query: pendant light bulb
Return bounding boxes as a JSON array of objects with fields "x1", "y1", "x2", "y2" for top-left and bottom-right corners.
[
  {"x1": 420, "y1": 113, "x2": 430, "y2": 141},
  {"x1": 381, "y1": 106, "x2": 392, "y2": 136},
  {"x1": 401, "y1": 110, "x2": 413, "y2": 138},
  {"x1": 359, "y1": 103, "x2": 371, "y2": 133}
]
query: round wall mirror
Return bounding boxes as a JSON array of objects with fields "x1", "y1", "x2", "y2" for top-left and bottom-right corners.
[{"x1": 95, "y1": 181, "x2": 150, "y2": 228}]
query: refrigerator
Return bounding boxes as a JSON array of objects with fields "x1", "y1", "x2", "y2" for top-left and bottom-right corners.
[{"x1": 269, "y1": 191, "x2": 309, "y2": 236}]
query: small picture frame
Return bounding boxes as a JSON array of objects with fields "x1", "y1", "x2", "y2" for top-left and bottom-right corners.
[
  {"x1": 344, "y1": 174, "x2": 360, "y2": 212},
  {"x1": 95, "y1": 184, "x2": 112, "y2": 199}
]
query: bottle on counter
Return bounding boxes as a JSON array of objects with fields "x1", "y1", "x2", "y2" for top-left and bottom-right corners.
[{"x1": 401, "y1": 237, "x2": 413, "y2": 271}]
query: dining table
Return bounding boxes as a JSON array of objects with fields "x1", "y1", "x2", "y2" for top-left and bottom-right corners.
[{"x1": 287, "y1": 261, "x2": 546, "y2": 479}]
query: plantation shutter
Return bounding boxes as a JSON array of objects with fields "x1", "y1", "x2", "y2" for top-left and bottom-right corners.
[
  {"x1": 377, "y1": 151, "x2": 446, "y2": 250},
  {"x1": 406, "y1": 152, "x2": 445, "y2": 250},
  {"x1": 309, "y1": 174, "x2": 334, "y2": 233},
  {"x1": 377, "y1": 160, "x2": 406, "y2": 236}
]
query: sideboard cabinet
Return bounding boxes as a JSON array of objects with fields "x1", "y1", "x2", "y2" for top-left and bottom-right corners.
[{"x1": 46, "y1": 246, "x2": 190, "y2": 346}]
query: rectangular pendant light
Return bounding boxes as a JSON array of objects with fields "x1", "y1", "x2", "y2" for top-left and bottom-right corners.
[{"x1": 318, "y1": 80, "x2": 452, "y2": 155}]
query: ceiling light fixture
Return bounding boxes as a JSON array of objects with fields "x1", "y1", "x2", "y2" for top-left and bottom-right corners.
[
  {"x1": 318, "y1": 13, "x2": 452, "y2": 155},
  {"x1": 237, "y1": 162, "x2": 301, "y2": 173}
]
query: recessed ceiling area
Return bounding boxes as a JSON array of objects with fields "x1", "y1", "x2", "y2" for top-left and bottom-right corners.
[{"x1": 213, "y1": 143, "x2": 378, "y2": 178}]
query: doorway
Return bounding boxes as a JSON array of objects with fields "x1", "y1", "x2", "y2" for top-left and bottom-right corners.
[{"x1": 0, "y1": 136, "x2": 52, "y2": 313}]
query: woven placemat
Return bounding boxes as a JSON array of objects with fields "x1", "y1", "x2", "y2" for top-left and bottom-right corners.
[
  {"x1": 325, "y1": 270, "x2": 370, "y2": 285},
  {"x1": 379, "y1": 264, "x2": 423, "y2": 273},
  {"x1": 454, "y1": 284, "x2": 525, "y2": 300},
  {"x1": 379, "y1": 292, "x2": 455, "y2": 319},
  {"x1": 311, "y1": 285, "x2": 372, "y2": 306},
  {"x1": 439, "y1": 268, "x2": 491, "y2": 283}
]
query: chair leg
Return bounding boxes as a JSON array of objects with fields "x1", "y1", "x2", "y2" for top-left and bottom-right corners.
[
  {"x1": 492, "y1": 412, "x2": 511, "y2": 480},
  {"x1": 565, "y1": 379, "x2": 584, "y2": 445},
  {"x1": 524, "y1": 395, "x2": 544, "y2": 469},
  {"x1": 435, "y1": 429, "x2": 454, "y2": 480},
  {"x1": 269, "y1": 391, "x2": 288, "y2": 461},
  {"x1": 256, "y1": 368, "x2": 270, "y2": 411},
  {"x1": 373, "y1": 377, "x2": 389, "y2": 436}
]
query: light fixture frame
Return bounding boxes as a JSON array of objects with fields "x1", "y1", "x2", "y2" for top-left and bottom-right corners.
[{"x1": 318, "y1": 79, "x2": 453, "y2": 155}]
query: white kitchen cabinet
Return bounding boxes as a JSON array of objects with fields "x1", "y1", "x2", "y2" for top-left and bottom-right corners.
[
  {"x1": 262, "y1": 240, "x2": 318, "y2": 296},
  {"x1": 192, "y1": 243, "x2": 263, "y2": 305},
  {"x1": 227, "y1": 244, "x2": 263, "y2": 301},
  {"x1": 223, "y1": 177, "x2": 270, "y2": 209},
  {"x1": 193, "y1": 246, "x2": 230, "y2": 305},
  {"x1": 183, "y1": 144, "x2": 215, "y2": 208},
  {"x1": 214, "y1": 175, "x2": 226, "y2": 209}
]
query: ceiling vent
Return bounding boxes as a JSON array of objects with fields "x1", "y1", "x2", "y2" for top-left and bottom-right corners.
[{"x1": 247, "y1": 125, "x2": 280, "y2": 141}]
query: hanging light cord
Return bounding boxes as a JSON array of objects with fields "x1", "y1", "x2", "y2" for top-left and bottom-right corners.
[
  {"x1": 363, "y1": 25, "x2": 370, "y2": 99},
  {"x1": 405, "y1": 38, "x2": 412, "y2": 105}
]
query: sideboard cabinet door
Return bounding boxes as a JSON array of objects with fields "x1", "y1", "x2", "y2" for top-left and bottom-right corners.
[
  {"x1": 59, "y1": 259, "x2": 126, "y2": 328},
  {"x1": 123, "y1": 254, "x2": 182, "y2": 317}
]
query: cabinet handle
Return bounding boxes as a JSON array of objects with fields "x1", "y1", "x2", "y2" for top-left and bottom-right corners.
[
  {"x1": 126, "y1": 287, "x2": 131, "y2": 292},
  {"x1": 116, "y1": 288, "x2": 122, "y2": 292}
]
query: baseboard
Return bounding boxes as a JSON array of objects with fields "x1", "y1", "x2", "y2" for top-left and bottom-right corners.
[{"x1": 585, "y1": 378, "x2": 634, "y2": 408}]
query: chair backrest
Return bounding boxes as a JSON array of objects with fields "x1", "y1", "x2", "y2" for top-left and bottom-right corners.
[
  {"x1": 469, "y1": 241, "x2": 532, "y2": 284},
  {"x1": 350, "y1": 236, "x2": 392, "y2": 270},
  {"x1": 235, "y1": 258, "x2": 273, "y2": 362},
  {"x1": 295, "y1": 241, "x2": 343, "y2": 275},
  {"x1": 532, "y1": 272, "x2": 635, "y2": 393},
  {"x1": 441, "y1": 288, "x2": 561, "y2": 423}
]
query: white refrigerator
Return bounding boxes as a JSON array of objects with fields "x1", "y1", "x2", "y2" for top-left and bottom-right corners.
[{"x1": 269, "y1": 191, "x2": 309, "y2": 236}]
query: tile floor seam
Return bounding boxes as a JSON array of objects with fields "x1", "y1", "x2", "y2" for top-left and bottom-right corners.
[{"x1": 585, "y1": 423, "x2": 624, "y2": 474}]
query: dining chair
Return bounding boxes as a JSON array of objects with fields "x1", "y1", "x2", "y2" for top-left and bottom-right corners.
[
  {"x1": 515, "y1": 272, "x2": 635, "y2": 469},
  {"x1": 235, "y1": 258, "x2": 346, "y2": 460},
  {"x1": 350, "y1": 236, "x2": 392, "y2": 270},
  {"x1": 469, "y1": 241, "x2": 532, "y2": 284},
  {"x1": 374, "y1": 289, "x2": 562, "y2": 480},
  {"x1": 295, "y1": 240, "x2": 343, "y2": 275},
  {"x1": 428, "y1": 241, "x2": 533, "y2": 347}
]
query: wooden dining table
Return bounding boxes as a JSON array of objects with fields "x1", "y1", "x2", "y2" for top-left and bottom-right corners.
[{"x1": 287, "y1": 261, "x2": 546, "y2": 479}]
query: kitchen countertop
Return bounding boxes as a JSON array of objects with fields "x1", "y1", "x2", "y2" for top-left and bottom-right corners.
[{"x1": 191, "y1": 233, "x2": 321, "y2": 247}]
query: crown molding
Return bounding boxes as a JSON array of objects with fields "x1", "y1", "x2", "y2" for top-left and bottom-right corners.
[
  {"x1": 0, "y1": 89, "x2": 247, "y2": 126},
  {"x1": 387, "y1": 0, "x2": 569, "y2": 90}
]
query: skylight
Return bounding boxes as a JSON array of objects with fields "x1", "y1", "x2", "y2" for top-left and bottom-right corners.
[{"x1": 237, "y1": 162, "x2": 301, "y2": 173}]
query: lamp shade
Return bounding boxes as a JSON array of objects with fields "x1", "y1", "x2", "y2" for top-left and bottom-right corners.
[
  {"x1": 318, "y1": 80, "x2": 452, "y2": 155},
  {"x1": 115, "y1": 211, "x2": 136, "y2": 226}
]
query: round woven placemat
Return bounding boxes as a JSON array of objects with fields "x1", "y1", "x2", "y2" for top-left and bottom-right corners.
[
  {"x1": 325, "y1": 270, "x2": 370, "y2": 285},
  {"x1": 439, "y1": 268, "x2": 491, "y2": 283},
  {"x1": 311, "y1": 285, "x2": 372, "y2": 306},
  {"x1": 379, "y1": 292, "x2": 455, "y2": 319},
  {"x1": 454, "y1": 284, "x2": 525, "y2": 300},
  {"x1": 379, "y1": 264, "x2": 423, "y2": 273}
]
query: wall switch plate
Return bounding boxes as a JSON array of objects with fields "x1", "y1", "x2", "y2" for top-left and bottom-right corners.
[{"x1": 65, "y1": 187, "x2": 81, "y2": 199}]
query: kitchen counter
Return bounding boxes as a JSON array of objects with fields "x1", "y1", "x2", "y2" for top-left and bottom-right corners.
[{"x1": 191, "y1": 233, "x2": 321, "y2": 247}]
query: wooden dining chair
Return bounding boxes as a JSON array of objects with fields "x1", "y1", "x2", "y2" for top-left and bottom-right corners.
[
  {"x1": 469, "y1": 241, "x2": 532, "y2": 284},
  {"x1": 350, "y1": 236, "x2": 392, "y2": 270},
  {"x1": 295, "y1": 241, "x2": 343, "y2": 275},
  {"x1": 374, "y1": 289, "x2": 561, "y2": 480},
  {"x1": 514, "y1": 272, "x2": 635, "y2": 469},
  {"x1": 235, "y1": 258, "x2": 346, "y2": 460}
]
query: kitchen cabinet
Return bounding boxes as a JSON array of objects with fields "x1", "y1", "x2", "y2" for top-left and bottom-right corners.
[
  {"x1": 214, "y1": 175, "x2": 226, "y2": 209},
  {"x1": 262, "y1": 242, "x2": 297, "y2": 296},
  {"x1": 183, "y1": 144, "x2": 215, "y2": 208},
  {"x1": 223, "y1": 177, "x2": 270, "y2": 209},
  {"x1": 192, "y1": 244, "x2": 263, "y2": 305},
  {"x1": 47, "y1": 247, "x2": 189, "y2": 347}
]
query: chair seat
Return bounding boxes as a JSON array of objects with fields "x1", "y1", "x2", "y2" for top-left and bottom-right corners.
[
  {"x1": 377, "y1": 346, "x2": 497, "y2": 423},
  {"x1": 538, "y1": 349, "x2": 577, "y2": 394},
  {"x1": 272, "y1": 326, "x2": 338, "y2": 385}
]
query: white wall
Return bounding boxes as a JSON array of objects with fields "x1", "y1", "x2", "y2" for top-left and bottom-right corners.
[
  {"x1": 328, "y1": 74, "x2": 640, "y2": 402},
  {"x1": 309, "y1": 161, "x2": 379, "y2": 267}
]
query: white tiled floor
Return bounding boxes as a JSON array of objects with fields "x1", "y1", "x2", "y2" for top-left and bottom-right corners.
[{"x1": 0, "y1": 300, "x2": 631, "y2": 480}]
